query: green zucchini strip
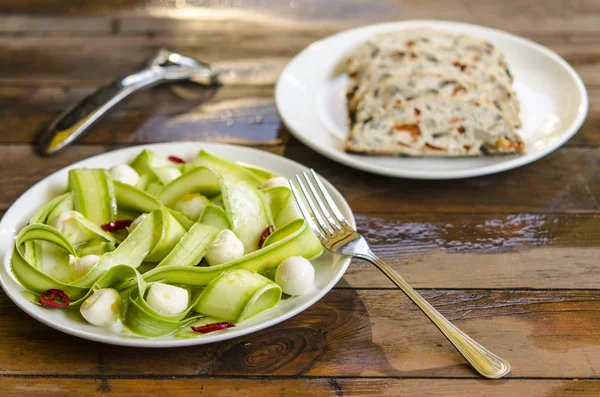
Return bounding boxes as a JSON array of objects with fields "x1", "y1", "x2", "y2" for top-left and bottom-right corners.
[
  {"x1": 143, "y1": 208, "x2": 186, "y2": 262},
  {"x1": 193, "y1": 269, "x2": 281, "y2": 322},
  {"x1": 72, "y1": 210, "x2": 163, "y2": 288},
  {"x1": 198, "y1": 204, "x2": 232, "y2": 230},
  {"x1": 137, "y1": 219, "x2": 322, "y2": 287},
  {"x1": 12, "y1": 210, "x2": 166, "y2": 300},
  {"x1": 30, "y1": 192, "x2": 71, "y2": 225},
  {"x1": 156, "y1": 223, "x2": 219, "y2": 268},
  {"x1": 158, "y1": 166, "x2": 220, "y2": 208},
  {"x1": 69, "y1": 169, "x2": 117, "y2": 225},
  {"x1": 25, "y1": 192, "x2": 71, "y2": 269},
  {"x1": 46, "y1": 194, "x2": 74, "y2": 226},
  {"x1": 12, "y1": 224, "x2": 88, "y2": 300},
  {"x1": 220, "y1": 176, "x2": 271, "y2": 254},
  {"x1": 261, "y1": 186, "x2": 302, "y2": 229},
  {"x1": 114, "y1": 180, "x2": 161, "y2": 213},
  {"x1": 193, "y1": 150, "x2": 267, "y2": 187},
  {"x1": 61, "y1": 210, "x2": 120, "y2": 245},
  {"x1": 236, "y1": 161, "x2": 276, "y2": 180},
  {"x1": 167, "y1": 209, "x2": 195, "y2": 231},
  {"x1": 121, "y1": 278, "x2": 202, "y2": 337}
]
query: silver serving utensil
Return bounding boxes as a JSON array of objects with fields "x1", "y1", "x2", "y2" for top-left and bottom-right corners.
[
  {"x1": 289, "y1": 169, "x2": 512, "y2": 379},
  {"x1": 36, "y1": 48, "x2": 218, "y2": 156}
]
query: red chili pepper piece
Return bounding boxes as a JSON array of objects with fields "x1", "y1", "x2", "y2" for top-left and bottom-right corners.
[
  {"x1": 191, "y1": 322, "x2": 236, "y2": 334},
  {"x1": 168, "y1": 155, "x2": 185, "y2": 164},
  {"x1": 259, "y1": 225, "x2": 275, "y2": 248},
  {"x1": 40, "y1": 289, "x2": 70, "y2": 308},
  {"x1": 101, "y1": 220, "x2": 133, "y2": 232}
]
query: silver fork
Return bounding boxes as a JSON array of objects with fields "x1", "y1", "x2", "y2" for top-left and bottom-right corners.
[{"x1": 289, "y1": 169, "x2": 511, "y2": 379}]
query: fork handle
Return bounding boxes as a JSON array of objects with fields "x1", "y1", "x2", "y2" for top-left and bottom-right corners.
[{"x1": 361, "y1": 250, "x2": 511, "y2": 379}]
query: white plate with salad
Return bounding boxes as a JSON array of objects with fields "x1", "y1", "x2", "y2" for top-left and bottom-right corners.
[{"x1": 0, "y1": 142, "x2": 353, "y2": 347}]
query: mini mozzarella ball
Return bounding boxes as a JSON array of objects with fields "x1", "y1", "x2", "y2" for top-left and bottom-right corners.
[
  {"x1": 70, "y1": 254, "x2": 100, "y2": 280},
  {"x1": 205, "y1": 229, "x2": 245, "y2": 266},
  {"x1": 80, "y1": 288, "x2": 121, "y2": 326},
  {"x1": 275, "y1": 256, "x2": 315, "y2": 296},
  {"x1": 51, "y1": 211, "x2": 89, "y2": 245},
  {"x1": 263, "y1": 176, "x2": 289, "y2": 189},
  {"x1": 51, "y1": 210, "x2": 79, "y2": 230},
  {"x1": 175, "y1": 194, "x2": 211, "y2": 220},
  {"x1": 146, "y1": 282, "x2": 189, "y2": 316},
  {"x1": 129, "y1": 213, "x2": 147, "y2": 231},
  {"x1": 109, "y1": 164, "x2": 139, "y2": 186}
]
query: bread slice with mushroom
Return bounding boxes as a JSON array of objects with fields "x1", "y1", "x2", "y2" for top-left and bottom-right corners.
[
  {"x1": 345, "y1": 28, "x2": 512, "y2": 85},
  {"x1": 345, "y1": 96, "x2": 525, "y2": 157},
  {"x1": 347, "y1": 54, "x2": 519, "y2": 114},
  {"x1": 353, "y1": 71, "x2": 521, "y2": 129}
]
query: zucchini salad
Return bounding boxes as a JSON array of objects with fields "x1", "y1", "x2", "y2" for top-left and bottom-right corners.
[{"x1": 11, "y1": 150, "x2": 323, "y2": 338}]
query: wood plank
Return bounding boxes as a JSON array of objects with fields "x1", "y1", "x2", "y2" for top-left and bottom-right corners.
[
  {"x1": 0, "y1": 145, "x2": 599, "y2": 213},
  {"x1": 2, "y1": 0, "x2": 600, "y2": 36},
  {"x1": 2, "y1": 377, "x2": 600, "y2": 397},
  {"x1": 1, "y1": 208, "x2": 597, "y2": 289},
  {"x1": 2, "y1": 208, "x2": 597, "y2": 289},
  {"x1": 342, "y1": 212, "x2": 600, "y2": 289},
  {"x1": 0, "y1": 36, "x2": 597, "y2": 85},
  {"x1": 0, "y1": 37, "x2": 320, "y2": 84},
  {"x1": 0, "y1": 84, "x2": 287, "y2": 146},
  {"x1": 0, "y1": 84, "x2": 596, "y2": 147},
  {"x1": 0, "y1": 15, "x2": 113, "y2": 33},
  {"x1": 2, "y1": 288, "x2": 600, "y2": 378},
  {"x1": 283, "y1": 145, "x2": 600, "y2": 214}
]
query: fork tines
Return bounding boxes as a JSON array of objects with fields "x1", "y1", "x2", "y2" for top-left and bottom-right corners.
[{"x1": 288, "y1": 169, "x2": 351, "y2": 240}]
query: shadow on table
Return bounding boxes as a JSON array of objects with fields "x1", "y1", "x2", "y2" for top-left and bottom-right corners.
[{"x1": 96, "y1": 287, "x2": 403, "y2": 377}]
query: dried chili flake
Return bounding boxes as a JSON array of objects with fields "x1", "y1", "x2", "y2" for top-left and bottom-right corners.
[
  {"x1": 393, "y1": 124, "x2": 421, "y2": 142},
  {"x1": 191, "y1": 322, "x2": 236, "y2": 334},
  {"x1": 101, "y1": 220, "x2": 133, "y2": 231},
  {"x1": 452, "y1": 87, "x2": 467, "y2": 96},
  {"x1": 425, "y1": 143, "x2": 446, "y2": 151},
  {"x1": 40, "y1": 289, "x2": 70, "y2": 308},
  {"x1": 259, "y1": 225, "x2": 275, "y2": 248},
  {"x1": 168, "y1": 155, "x2": 186, "y2": 164}
]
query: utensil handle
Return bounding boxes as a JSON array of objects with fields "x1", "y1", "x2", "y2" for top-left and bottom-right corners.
[
  {"x1": 36, "y1": 69, "x2": 162, "y2": 156},
  {"x1": 362, "y1": 250, "x2": 511, "y2": 379}
]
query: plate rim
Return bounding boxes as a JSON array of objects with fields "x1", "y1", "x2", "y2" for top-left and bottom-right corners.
[
  {"x1": 0, "y1": 142, "x2": 354, "y2": 348},
  {"x1": 275, "y1": 19, "x2": 589, "y2": 180}
]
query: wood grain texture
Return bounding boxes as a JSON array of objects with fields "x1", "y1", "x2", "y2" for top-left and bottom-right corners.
[
  {"x1": 0, "y1": 144, "x2": 599, "y2": 213},
  {"x1": 0, "y1": 33, "x2": 598, "y2": 87},
  {"x1": 2, "y1": 0, "x2": 600, "y2": 37},
  {"x1": 284, "y1": 144, "x2": 600, "y2": 214},
  {"x1": 343, "y1": 212, "x2": 600, "y2": 289},
  {"x1": 2, "y1": 378, "x2": 600, "y2": 397},
  {"x1": 2, "y1": 288, "x2": 600, "y2": 378},
  {"x1": 0, "y1": 84, "x2": 287, "y2": 146},
  {"x1": 0, "y1": 0, "x2": 599, "y2": 391},
  {"x1": 0, "y1": 84, "x2": 597, "y2": 147}
]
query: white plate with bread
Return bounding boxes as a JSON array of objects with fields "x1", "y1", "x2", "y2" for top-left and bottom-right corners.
[{"x1": 275, "y1": 20, "x2": 588, "y2": 179}]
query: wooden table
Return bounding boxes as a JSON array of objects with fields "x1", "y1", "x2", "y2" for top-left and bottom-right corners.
[{"x1": 1, "y1": 1, "x2": 599, "y2": 396}]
